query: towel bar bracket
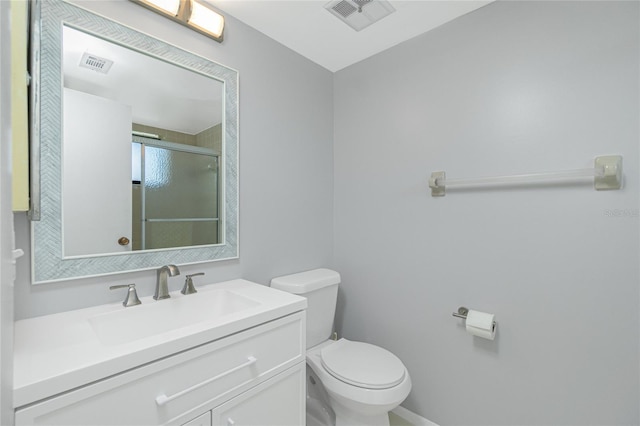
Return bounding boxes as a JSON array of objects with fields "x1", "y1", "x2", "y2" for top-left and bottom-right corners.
[
  {"x1": 428, "y1": 171, "x2": 446, "y2": 197},
  {"x1": 594, "y1": 155, "x2": 623, "y2": 191}
]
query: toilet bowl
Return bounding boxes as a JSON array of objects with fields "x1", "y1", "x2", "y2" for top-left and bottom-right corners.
[
  {"x1": 307, "y1": 339, "x2": 411, "y2": 426},
  {"x1": 270, "y1": 268, "x2": 412, "y2": 426}
]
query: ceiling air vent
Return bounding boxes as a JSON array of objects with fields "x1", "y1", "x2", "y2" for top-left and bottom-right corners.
[
  {"x1": 325, "y1": 0, "x2": 395, "y2": 32},
  {"x1": 79, "y1": 52, "x2": 114, "y2": 74}
]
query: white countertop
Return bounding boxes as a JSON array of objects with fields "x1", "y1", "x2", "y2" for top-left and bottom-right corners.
[{"x1": 14, "y1": 279, "x2": 306, "y2": 408}]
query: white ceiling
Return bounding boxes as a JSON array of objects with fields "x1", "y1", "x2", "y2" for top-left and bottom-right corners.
[{"x1": 206, "y1": 0, "x2": 494, "y2": 72}]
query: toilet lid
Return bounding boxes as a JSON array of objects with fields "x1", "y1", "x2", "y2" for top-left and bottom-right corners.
[{"x1": 320, "y1": 339, "x2": 405, "y2": 389}]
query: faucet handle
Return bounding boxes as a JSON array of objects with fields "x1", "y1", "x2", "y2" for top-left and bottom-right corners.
[
  {"x1": 110, "y1": 284, "x2": 142, "y2": 307},
  {"x1": 181, "y1": 273, "x2": 204, "y2": 295}
]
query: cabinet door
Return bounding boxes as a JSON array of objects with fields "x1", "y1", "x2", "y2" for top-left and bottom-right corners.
[
  {"x1": 11, "y1": 0, "x2": 29, "y2": 211},
  {"x1": 212, "y1": 363, "x2": 305, "y2": 426}
]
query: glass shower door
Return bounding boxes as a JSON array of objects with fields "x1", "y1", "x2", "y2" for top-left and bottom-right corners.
[{"x1": 133, "y1": 141, "x2": 220, "y2": 250}]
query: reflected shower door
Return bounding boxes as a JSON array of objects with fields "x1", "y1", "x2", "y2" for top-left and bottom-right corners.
[{"x1": 134, "y1": 143, "x2": 219, "y2": 250}]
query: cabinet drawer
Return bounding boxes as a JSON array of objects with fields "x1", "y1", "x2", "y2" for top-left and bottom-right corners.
[
  {"x1": 16, "y1": 312, "x2": 304, "y2": 426},
  {"x1": 212, "y1": 363, "x2": 305, "y2": 426}
]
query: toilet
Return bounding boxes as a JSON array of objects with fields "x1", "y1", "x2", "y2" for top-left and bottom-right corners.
[{"x1": 271, "y1": 268, "x2": 411, "y2": 426}]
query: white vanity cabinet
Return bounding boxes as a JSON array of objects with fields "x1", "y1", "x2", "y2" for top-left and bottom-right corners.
[{"x1": 15, "y1": 312, "x2": 306, "y2": 426}]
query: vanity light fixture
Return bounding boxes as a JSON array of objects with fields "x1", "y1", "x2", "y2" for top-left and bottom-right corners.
[{"x1": 131, "y1": 0, "x2": 225, "y2": 42}]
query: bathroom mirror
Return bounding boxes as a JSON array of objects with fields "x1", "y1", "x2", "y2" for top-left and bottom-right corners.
[
  {"x1": 30, "y1": 0, "x2": 238, "y2": 283},
  {"x1": 62, "y1": 26, "x2": 224, "y2": 256}
]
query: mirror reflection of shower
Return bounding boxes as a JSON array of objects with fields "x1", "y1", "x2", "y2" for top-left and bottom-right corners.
[{"x1": 131, "y1": 130, "x2": 220, "y2": 251}]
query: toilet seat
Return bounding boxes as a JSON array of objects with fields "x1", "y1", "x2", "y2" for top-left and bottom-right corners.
[
  {"x1": 320, "y1": 339, "x2": 405, "y2": 390},
  {"x1": 307, "y1": 338, "x2": 412, "y2": 417}
]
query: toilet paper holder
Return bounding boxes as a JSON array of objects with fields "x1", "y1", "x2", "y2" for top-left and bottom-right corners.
[
  {"x1": 452, "y1": 306, "x2": 470, "y2": 319},
  {"x1": 452, "y1": 306, "x2": 497, "y2": 329}
]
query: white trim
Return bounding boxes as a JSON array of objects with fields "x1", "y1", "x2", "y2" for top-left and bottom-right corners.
[{"x1": 392, "y1": 406, "x2": 439, "y2": 426}]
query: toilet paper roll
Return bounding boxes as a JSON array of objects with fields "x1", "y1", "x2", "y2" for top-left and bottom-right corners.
[{"x1": 465, "y1": 310, "x2": 496, "y2": 340}]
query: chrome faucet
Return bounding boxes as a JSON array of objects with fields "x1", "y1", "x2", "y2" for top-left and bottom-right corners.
[{"x1": 154, "y1": 264, "x2": 180, "y2": 300}]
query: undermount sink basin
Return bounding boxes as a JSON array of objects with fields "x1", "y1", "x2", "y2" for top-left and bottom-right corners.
[{"x1": 89, "y1": 289, "x2": 261, "y2": 346}]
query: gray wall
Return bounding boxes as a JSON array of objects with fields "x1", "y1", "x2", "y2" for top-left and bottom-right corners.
[
  {"x1": 333, "y1": 1, "x2": 639, "y2": 425},
  {"x1": 14, "y1": 0, "x2": 334, "y2": 319}
]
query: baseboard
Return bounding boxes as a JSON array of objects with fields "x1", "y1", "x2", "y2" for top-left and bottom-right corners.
[{"x1": 392, "y1": 406, "x2": 439, "y2": 426}]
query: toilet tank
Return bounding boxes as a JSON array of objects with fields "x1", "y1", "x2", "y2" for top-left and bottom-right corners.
[{"x1": 270, "y1": 269, "x2": 340, "y2": 349}]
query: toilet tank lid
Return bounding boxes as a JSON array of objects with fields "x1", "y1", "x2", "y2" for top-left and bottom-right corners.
[{"x1": 270, "y1": 268, "x2": 341, "y2": 294}]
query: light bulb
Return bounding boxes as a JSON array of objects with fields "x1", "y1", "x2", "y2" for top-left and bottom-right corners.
[
  {"x1": 188, "y1": 0, "x2": 224, "y2": 39},
  {"x1": 144, "y1": 0, "x2": 181, "y2": 16}
]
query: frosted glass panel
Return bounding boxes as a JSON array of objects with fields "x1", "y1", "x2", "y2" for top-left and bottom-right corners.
[
  {"x1": 145, "y1": 220, "x2": 218, "y2": 250},
  {"x1": 145, "y1": 147, "x2": 218, "y2": 219},
  {"x1": 141, "y1": 146, "x2": 219, "y2": 250}
]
